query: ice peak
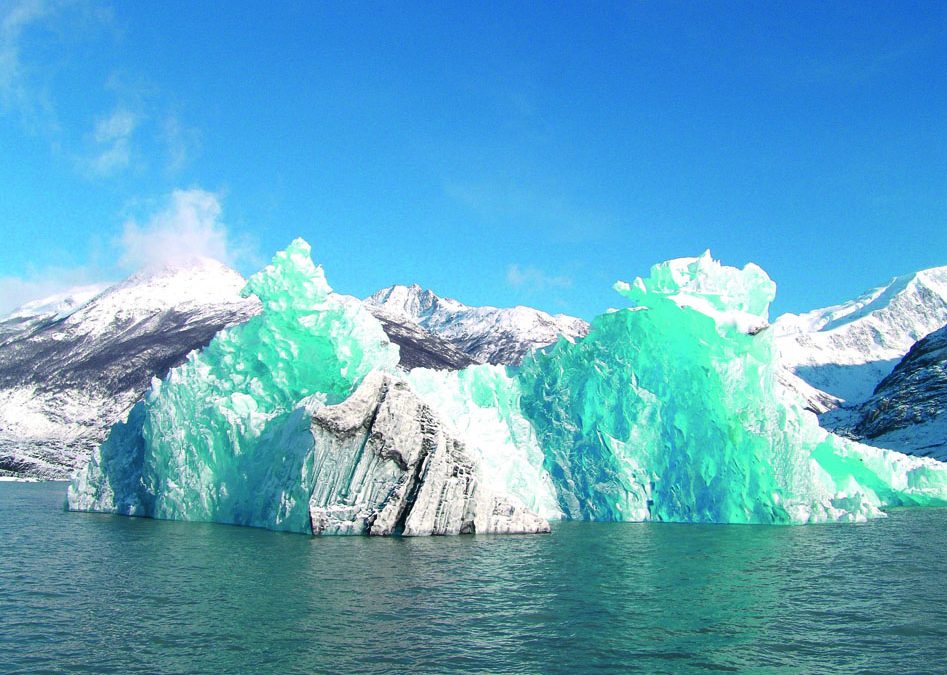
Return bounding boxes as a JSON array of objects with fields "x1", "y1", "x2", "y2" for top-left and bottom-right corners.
[
  {"x1": 244, "y1": 238, "x2": 332, "y2": 312},
  {"x1": 614, "y1": 251, "x2": 776, "y2": 331}
]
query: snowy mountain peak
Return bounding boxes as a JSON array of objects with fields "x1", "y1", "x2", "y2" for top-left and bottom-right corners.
[
  {"x1": 365, "y1": 284, "x2": 589, "y2": 365},
  {"x1": 63, "y1": 258, "x2": 258, "y2": 338},
  {"x1": 366, "y1": 284, "x2": 465, "y2": 321},
  {"x1": 4, "y1": 283, "x2": 113, "y2": 323},
  {"x1": 0, "y1": 257, "x2": 263, "y2": 478},
  {"x1": 775, "y1": 265, "x2": 947, "y2": 337},
  {"x1": 115, "y1": 256, "x2": 249, "y2": 301},
  {"x1": 774, "y1": 263, "x2": 947, "y2": 405}
]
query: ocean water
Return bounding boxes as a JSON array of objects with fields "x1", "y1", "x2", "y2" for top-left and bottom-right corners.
[{"x1": 2, "y1": 481, "x2": 946, "y2": 673}]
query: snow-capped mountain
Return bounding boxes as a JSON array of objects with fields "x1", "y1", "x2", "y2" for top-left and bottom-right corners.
[
  {"x1": 0, "y1": 283, "x2": 112, "y2": 347},
  {"x1": 365, "y1": 284, "x2": 589, "y2": 365},
  {"x1": 0, "y1": 268, "x2": 585, "y2": 479},
  {"x1": 774, "y1": 265, "x2": 947, "y2": 407},
  {"x1": 369, "y1": 306, "x2": 478, "y2": 371},
  {"x1": 0, "y1": 259, "x2": 262, "y2": 478},
  {"x1": 837, "y1": 324, "x2": 947, "y2": 461}
]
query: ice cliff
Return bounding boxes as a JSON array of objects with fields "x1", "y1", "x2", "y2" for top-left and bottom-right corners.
[{"x1": 69, "y1": 242, "x2": 947, "y2": 533}]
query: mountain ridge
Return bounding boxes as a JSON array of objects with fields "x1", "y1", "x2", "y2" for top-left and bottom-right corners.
[
  {"x1": 0, "y1": 265, "x2": 588, "y2": 477},
  {"x1": 774, "y1": 265, "x2": 947, "y2": 406},
  {"x1": 365, "y1": 283, "x2": 589, "y2": 365}
]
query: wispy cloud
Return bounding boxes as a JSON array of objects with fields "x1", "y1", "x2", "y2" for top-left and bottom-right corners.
[
  {"x1": 85, "y1": 105, "x2": 140, "y2": 175},
  {"x1": 506, "y1": 264, "x2": 572, "y2": 293},
  {"x1": 162, "y1": 113, "x2": 201, "y2": 173},
  {"x1": 0, "y1": 0, "x2": 53, "y2": 124},
  {"x1": 118, "y1": 188, "x2": 254, "y2": 271},
  {"x1": 2, "y1": 1, "x2": 198, "y2": 176},
  {"x1": 0, "y1": 188, "x2": 257, "y2": 315},
  {"x1": 77, "y1": 85, "x2": 202, "y2": 178},
  {"x1": 444, "y1": 178, "x2": 617, "y2": 244},
  {"x1": 0, "y1": 0, "x2": 42, "y2": 88}
]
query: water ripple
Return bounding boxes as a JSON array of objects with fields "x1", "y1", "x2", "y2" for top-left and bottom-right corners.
[{"x1": 1, "y1": 484, "x2": 946, "y2": 673}]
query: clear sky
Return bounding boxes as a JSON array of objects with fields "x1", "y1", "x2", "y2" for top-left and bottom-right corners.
[{"x1": 1, "y1": 0, "x2": 944, "y2": 319}]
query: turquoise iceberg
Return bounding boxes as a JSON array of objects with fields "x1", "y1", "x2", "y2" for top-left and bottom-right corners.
[
  {"x1": 518, "y1": 252, "x2": 947, "y2": 523},
  {"x1": 68, "y1": 243, "x2": 947, "y2": 533},
  {"x1": 68, "y1": 240, "x2": 555, "y2": 534}
]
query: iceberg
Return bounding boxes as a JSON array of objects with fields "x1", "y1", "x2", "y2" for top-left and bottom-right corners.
[
  {"x1": 517, "y1": 252, "x2": 947, "y2": 523},
  {"x1": 68, "y1": 239, "x2": 554, "y2": 534},
  {"x1": 68, "y1": 242, "x2": 947, "y2": 534},
  {"x1": 308, "y1": 371, "x2": 551, "y2": 535}
]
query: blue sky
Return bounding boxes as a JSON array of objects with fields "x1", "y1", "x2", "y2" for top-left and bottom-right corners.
[{"x1": 1, "y1": 0, "x2": 944, "y2": 319}]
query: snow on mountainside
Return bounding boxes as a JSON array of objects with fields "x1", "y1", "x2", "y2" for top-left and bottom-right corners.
[
  {"x1": 0, "y1": 283, "x2": 112, "y2": 347},
  {"x1": 0, "y1": 258, "x2": 262, "y2": 478},
  {"x1": 774, "y1": 265, "x2": 947, "y2": 406},
  {"x1": 365, "y1": 284, "x2": 589, "y2": 365},
  {"x1": 9, "y1": 254, "x2": 942, "y2": 479},
  {"x1": 368, "y1": 306, "x2": 478, "y2": 371},
  {"x1": 0, "y1": 267, "x2": 580, "y2": 479},
  {"x1": 838, "y1": 324, "x2": 947, "y2": 461}
]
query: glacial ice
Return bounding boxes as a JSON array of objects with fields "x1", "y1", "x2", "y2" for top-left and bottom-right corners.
[
  {"x1": 69, "y1": 242, "x2": 947, "y2": 534},
  {"x1": 518, "y1": 252, "x2": 947, "y2": 523},
  {"x1": 68, "y1": 239, "x2": 553, "y2": 534}
]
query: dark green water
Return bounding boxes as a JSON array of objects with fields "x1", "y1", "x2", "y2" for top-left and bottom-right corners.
[{"x1": 2, "y1": 482, "x2": 946, "y2": 673}]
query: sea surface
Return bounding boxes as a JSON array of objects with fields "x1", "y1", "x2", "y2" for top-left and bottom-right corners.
[{"x1": 2, "y1": 481, "x2": 946, "y2": 673}]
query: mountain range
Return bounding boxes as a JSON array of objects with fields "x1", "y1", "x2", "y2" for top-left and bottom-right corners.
[
  {"x1": 1, "y1": 258, "x2": 944, "y2": 478},
  {"x1": 365, "y1": 284, "x2": 588, "y2": 366},
  {"x1": 0, "y1": 264, "x2": 588, "y2": 478},
  {"x1": 773, "y1": 266, "x2": 947, "y2": 405},
  {"x1": 0, "y1": 259, "x2": 260, "y2": 477}
]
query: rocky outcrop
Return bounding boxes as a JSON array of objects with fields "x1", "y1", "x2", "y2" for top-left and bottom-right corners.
[
  {"x1": 309, "y1": 372, "x2": 550, "y2": 536},
  {"x1": 838, "y1": 325, "x2": 947, "y2": 461}
]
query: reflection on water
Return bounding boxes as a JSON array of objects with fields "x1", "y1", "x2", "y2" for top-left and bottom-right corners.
[{"x1": 1, "y1": 482, "x2": 945, "y2": 672}]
